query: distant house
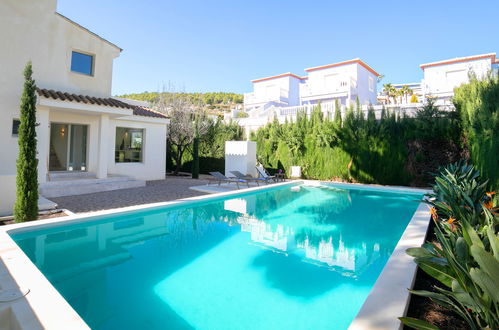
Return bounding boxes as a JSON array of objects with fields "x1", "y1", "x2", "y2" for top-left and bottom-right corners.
[
  {"x1": 0, "y1": 0, "x2": 169, "y2": 215},
  {"x1": 420, "y1": 53, "x2": 498, "y2": 104},
  {"x1": 384, "y1": 53, "x2": 499, "y2": 105},
  {"x1": 244, "y1": 58, "x2": 381, "y2": 112}
]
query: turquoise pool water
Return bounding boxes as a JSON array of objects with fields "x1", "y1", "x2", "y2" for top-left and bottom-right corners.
[{"x1": 10, "y1": 184, "x2": 421, "y2": 330}]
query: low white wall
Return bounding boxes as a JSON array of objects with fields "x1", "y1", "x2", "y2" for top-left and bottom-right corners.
[
  {"x1": 108, "y1": 118, "x2": 167, "y2": 181},
  {"x1": 0, "y1": 175, "x2": 17, "y2": 216},
  {"x1": 225, "y1": 141, "x2": 257, "y2": 177}
]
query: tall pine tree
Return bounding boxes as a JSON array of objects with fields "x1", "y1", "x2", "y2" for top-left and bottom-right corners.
[{"x1": 14, "y1": 61, "x2": 39, "y2": 222}]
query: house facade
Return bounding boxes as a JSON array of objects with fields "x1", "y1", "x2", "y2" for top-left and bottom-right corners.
[
  {"x1": 420, "y1": 53, "x2": 498, "y2": 104},
  {"x1": 0, "y1": 0, "x2": 169, "y2": 215},
  {"x1": 381, "y1": 53, "x2": 499, "y2": 105},
  {"x1": 244, "y1": 58, "x2": 380, "y2": 113}
]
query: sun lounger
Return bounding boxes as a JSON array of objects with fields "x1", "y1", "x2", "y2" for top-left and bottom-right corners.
[
  {"x1": 230, "y1": 170, "x2": 268, "y2": 186},
  {"x1": 256, "y1": 166, "x2": 277, "y2": 183},
  {"x1": 208, "y1": 171, "x2": 250, "y2": 189}
]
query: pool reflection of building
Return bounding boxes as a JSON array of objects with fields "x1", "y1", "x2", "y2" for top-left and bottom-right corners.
[{"x1": 224, "y1": 197, "x2": 381, "y2": 275}]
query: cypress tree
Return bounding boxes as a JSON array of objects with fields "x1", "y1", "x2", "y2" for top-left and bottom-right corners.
[
  {"x1": 14, "y1": 62, "x2": 39, "y2": 222},
  {"x1": 333, "y1": 100, "x2": 342, "y2": 127},
  {"x1": 191, "y1": 137, "x2": 199, "y2": 179}
]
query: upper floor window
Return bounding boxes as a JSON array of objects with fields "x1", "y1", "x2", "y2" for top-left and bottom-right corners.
[
  {"x1": 71, "y1": 51, "x2": 94, "y2": 76},
  {"x1": 368, "y1": 76, "x2": 374, "y2": 92},
  {"x1": 12, "y1": 119, "x2": 20, "y2": 136}
]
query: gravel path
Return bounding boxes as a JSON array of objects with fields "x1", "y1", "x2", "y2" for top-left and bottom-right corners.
[{"x1": 51, "y1": 175, "x2": 210, "y2": 213}]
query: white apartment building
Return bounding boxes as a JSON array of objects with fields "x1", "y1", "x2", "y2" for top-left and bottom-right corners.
[
  {"x1": 0, "y1": 0, "x2": 169, "y2": 215},
  {"x1": 244, "y1": 58, "x2": 380, "y2": 113},
  {"x1": 237, "y1": 53, "x2": 498, "y2": 136}
]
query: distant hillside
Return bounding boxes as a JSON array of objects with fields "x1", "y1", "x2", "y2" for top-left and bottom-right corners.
[{"x1": 116, "y1": 92, "x2": 243, "y2": 114}]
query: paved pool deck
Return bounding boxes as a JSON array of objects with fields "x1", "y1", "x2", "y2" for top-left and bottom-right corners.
[{"x1": 51, "y1": 176, "x2": 211, "y2": 213}]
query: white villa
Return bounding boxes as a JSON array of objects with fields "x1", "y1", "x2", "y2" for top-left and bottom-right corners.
[
  {"x1": 244, "y1": 58, "x2": 381, "y2": 113},
  {"x1": 381, "y1": 53, "x2": 499, "y2": 105},
  {"x1": 0, "y1": 0, "x2": 169, "y2": 215},
  {"x1": 420, "y1": 53, "x2": 498, "y2": 104}
]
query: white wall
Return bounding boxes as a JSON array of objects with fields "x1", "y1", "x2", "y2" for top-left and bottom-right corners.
[
  {"x1": 288, "y1": 77, "x2": 301, "y2": 106},
  {"x1": 0, "y1": 175, "x2": 17, "y2": 216},
  {"x1": 108, "y1": 119, "x2": 167, "y2": 181},
  {"x1": 356, "y1": 65, "x2": 378, "y2": 105},
  {"x1": 246, "y1": 75, "x2": 302, "y2": 108},
  {"x1": 309, "y1": 64, "x2": 355, "y2": 92},
  {"x1": 225, "y1": 141, "x2": 257, "y2": 177}
]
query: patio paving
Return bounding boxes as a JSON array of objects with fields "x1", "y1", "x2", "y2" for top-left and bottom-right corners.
[{"x1": 51, "y1": 175, "x2": 212, "y2": 213}]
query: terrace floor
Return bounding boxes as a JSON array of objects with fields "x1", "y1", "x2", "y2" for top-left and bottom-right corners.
[{"x1": 51, "y1": 175, "x2": 211, "y2": 213}]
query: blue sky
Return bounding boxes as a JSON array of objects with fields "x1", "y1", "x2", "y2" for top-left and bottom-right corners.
[{"x1": 58, "y1": 0, "x2": 499, "y2": 95}]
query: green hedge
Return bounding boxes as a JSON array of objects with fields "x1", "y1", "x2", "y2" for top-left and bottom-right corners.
[
  {"x1": 251, "y1": 102, "x2": 461, "y2": 186},
  {"x1": 454, "y1": 74, "x2": 499, "y2": 190}
]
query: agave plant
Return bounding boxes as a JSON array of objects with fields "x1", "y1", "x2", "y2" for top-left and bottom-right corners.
[{"x1": 400, "y1": 162, "x2": 499, "y2": 329}]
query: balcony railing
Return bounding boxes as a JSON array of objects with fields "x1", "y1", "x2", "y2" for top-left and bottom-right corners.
[
  {"x1": 300, "y1": 81, "x2": 351, "y2": 99},
  {"x1": 244, "y1": 88, "x2": 289, "y2": 105}
]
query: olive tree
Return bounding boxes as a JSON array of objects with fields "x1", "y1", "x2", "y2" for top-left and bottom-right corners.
[{"x1": 154, "y1": 86, "x2": 210, "y2": 175}]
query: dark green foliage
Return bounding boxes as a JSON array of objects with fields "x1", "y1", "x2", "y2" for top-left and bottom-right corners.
[
  {"x1": 454, "y1": 74, "x2": 499, "y2": 190},
  {"x1": 191, "y1": 137, "x2": 200, "y2": 179},
  {"x1": 252, "y1": 103, "x2": 462, "y2": 185},
  {"x1": 174, "y1": 119, "x2": 244, "y2": 174},
  {"x1": 14, "y1": 62, "x2": 39, "y2": 222}
]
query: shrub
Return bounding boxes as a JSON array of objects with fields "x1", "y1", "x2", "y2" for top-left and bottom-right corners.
[
  {"x1": 235, "y1": 111, "x2": 249, "y2": 118},
  {"x1": 454, "y1": 74, "x2": 499, "y2": 191},
  {"x1": 410, "y1": 94, "x2": 419, "y2": 103},
  {"x1": 400, "y1": 162, "x2": 499, "y2": 329}
]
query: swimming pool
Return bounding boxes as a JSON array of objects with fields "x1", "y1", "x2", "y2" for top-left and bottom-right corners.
[{"x1": 8, "y1": 183, "x2": 423, "y2": 329}]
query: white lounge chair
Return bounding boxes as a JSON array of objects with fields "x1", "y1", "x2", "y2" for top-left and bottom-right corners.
[
  {"x1": 255, "y1": 166, "x2": 277, "y2": 183},
  {"x1": 230, "y1": 170, "x2": 267, "y2": 186},
  {"x1": 208, "y1": 171, "x2": 250, "y2": 189}
]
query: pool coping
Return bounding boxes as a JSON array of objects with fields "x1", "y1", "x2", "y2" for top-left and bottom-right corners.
[
  {"x1": 0, "y1": 180, "x2": 431, "y2": 329},
  {"x1": 348, "y1": 185, "x2": 431, "y2": 330}
]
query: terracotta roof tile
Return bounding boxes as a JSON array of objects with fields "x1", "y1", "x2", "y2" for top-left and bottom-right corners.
[{"x1": 36, "y1": 88, "x2": 168, "y2": 119}]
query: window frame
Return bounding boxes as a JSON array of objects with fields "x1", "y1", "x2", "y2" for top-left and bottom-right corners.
[
  {"x1": 368, "y1": 76, "x2": 374, "y2": 92},
  {"x1": 12, "y1": 118, "x2": 20, "y2": 136},
  {"x1": 70, "y1": 50, "x2": 95, "y2": 76},
  {"x1": 115, "y1": 127, "x2": 145, "y2": 164}
]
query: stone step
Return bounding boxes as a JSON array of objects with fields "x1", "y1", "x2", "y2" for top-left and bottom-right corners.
[
  {"x1": 44, "y1": 175, "x2": 135, "y2": 187},
  {"x1": 40, "y1": 176, "x2": 146, "y2": 198},
  {"x1": 48, "y1": 171, "x2": 96, "y2": 181}
]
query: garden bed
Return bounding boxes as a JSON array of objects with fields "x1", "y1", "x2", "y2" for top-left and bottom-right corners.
[
  {"x1": 404, "y1": 220, "x2": 468, "y2": 330},
  {"x1": 0, "y1": 209, "x2": 68, "y2": 226}
]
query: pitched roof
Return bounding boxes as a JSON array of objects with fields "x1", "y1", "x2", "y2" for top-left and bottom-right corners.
[
  {"x1": 36, "y1": 88, "x2": 168, "y2": 119},
  {"x1": 251, "y1": 72, "x2": 303, "y2": 83},
  {"x1": 420, "y1": 53, "x2": 497, "y2": 69},
  {"x1": 304, "y1": 58, "x2": 381, "y2": 77}
]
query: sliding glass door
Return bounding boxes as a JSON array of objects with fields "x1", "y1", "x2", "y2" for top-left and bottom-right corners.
[{"x1": 49, "y1": 123, "x2": 88, "y2": 171}]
